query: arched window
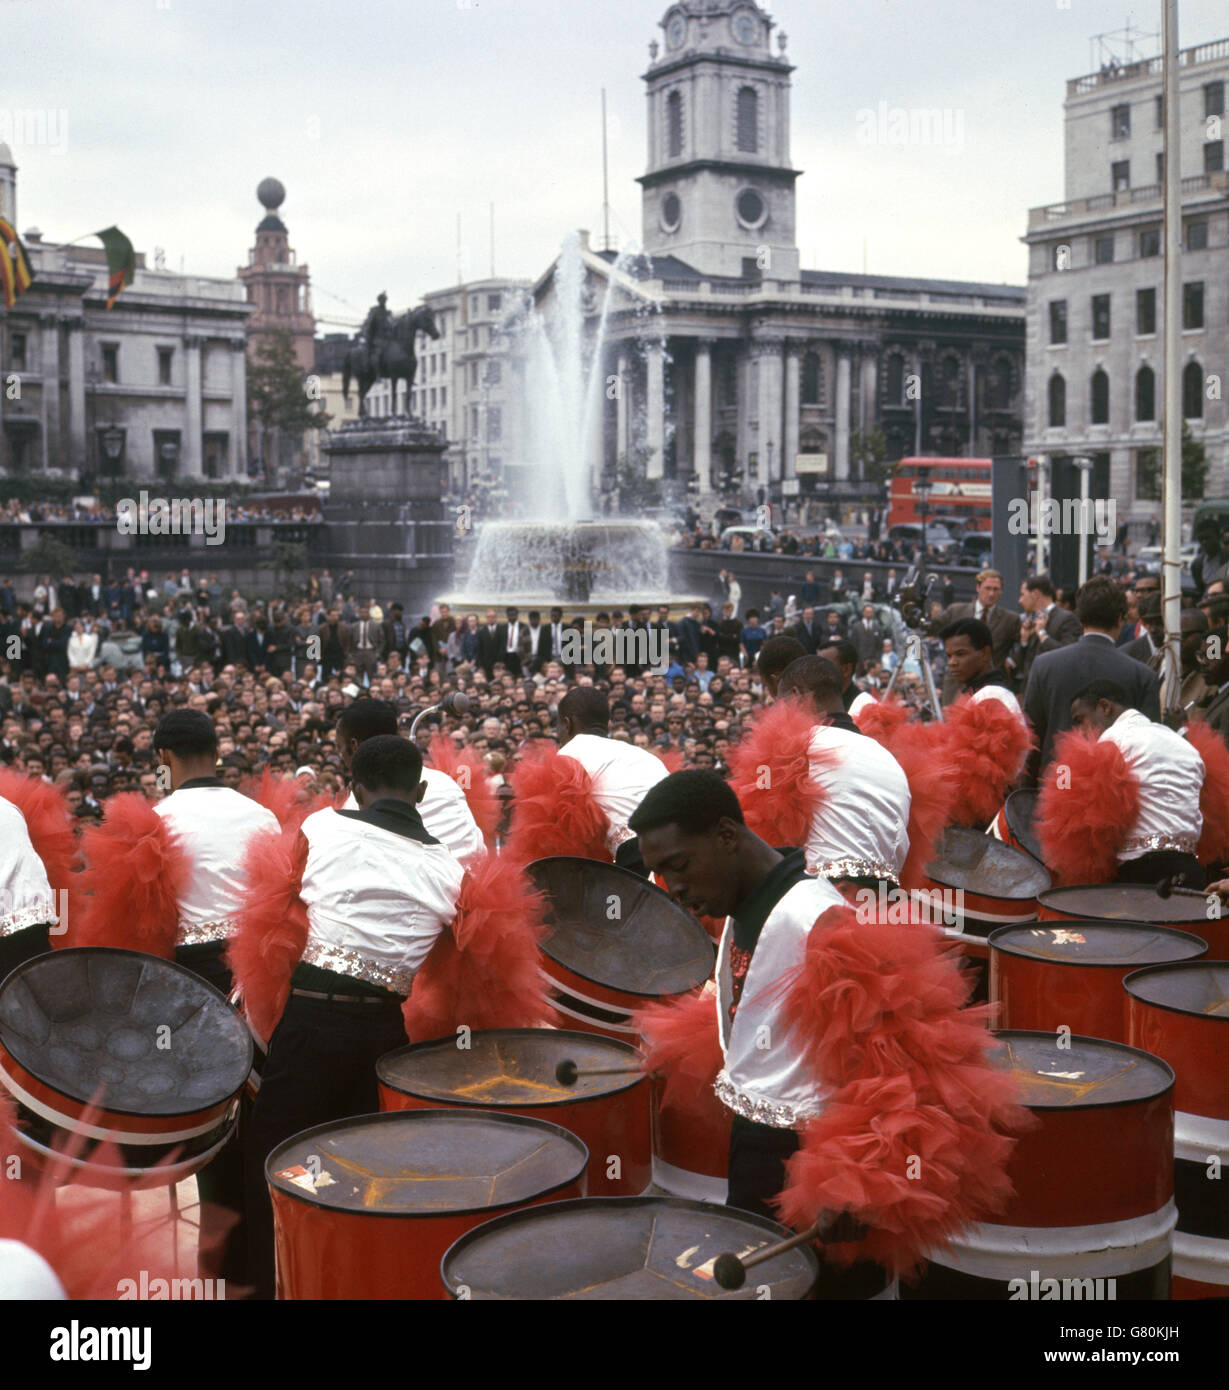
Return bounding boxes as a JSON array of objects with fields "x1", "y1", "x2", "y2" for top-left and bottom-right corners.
[
  {"x1": 939, "y1": 354, "x2": 962, "y2": 409},
  {"x1": 1090, "y1": 368, "x2": 1110, "y2": 425},
  {"x1": 884, "y1": 352, "x2": 905, "y2": 406},
  {"x1": 988, "y1": 355, "x2": 1013, "y2": 410},
  {"x1": 1135, "y1": 365, "x2": 1155, "y2": 422},
  {"x1": 736, "y1": 86, "x2": 758, "y2": 153},
  {"x1": 801, "y1": 351, "x2": 823, "y2": 405},
  {"x1": 1183, "y1": 360, "x2": 1204, "y2": 420},
  {"x1": 1048, "y1": 373, "x2": 1066, "y2": 428},
  {"x1": 666, "y1": 91, "x2": 683, "y2": 158}
]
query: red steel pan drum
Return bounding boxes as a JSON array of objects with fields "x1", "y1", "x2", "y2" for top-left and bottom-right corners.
[
  {"x1": 1039, "y1": 884, "x2": 1229, "y2": 957},
  {"x1": 922, "y1": 828, "x2": 1051, "y2": 1002},
  {"x1": 989, "y1": 789, "x2": 1044, "y2": 864},
  {"x1": 0, "y1": 947, "x2": 251, "y2": 1189},
  {"x1": 526, "y1": 857, "x2": 716, "y2": 1039},
  {"x1": 989, "y1": 922, "x2": 1207, "y2": 1042},
  {"x1": 440, "y1": 1196, "x2": 818, "y2": 1300},
  {"x1": 651, "y1": 1077, "x2": 732, "y2": 1205},
  {"x1": 903, "y1": 1031, "x2": 1176, "y2": 1300},
  {"x1": 1125, "y1": 962, "x2": 1229, "y2": 1299},
  {"x1": 376, "y1": 1029, "x2": 651, "y2": 1196},
  {"x1": 267, "y1": 1108, "x2": 588, "y2": 1300}
]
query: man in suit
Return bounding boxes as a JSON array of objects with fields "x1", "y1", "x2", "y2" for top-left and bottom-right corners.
[
  {"x1": 1194, "y1": 626, "x2": 1229, "y2": 738},
  {"x1": 828, "y1": 569, "x2": 847, "y2": 605},
  {"x1": 1122, "y1": 594, "x2": 1164, "y2": 671},
  {"x1": 932, "y1": 569, "x2": 1021, "y2": 705},
  {"x1": 1006, "y1": 574, "x2": 1083, "y2": 689},
  {"x1": 799, "y1": 571, "x2": 821, "y2": 606},
  {"x1": 220, "y1": 610, "x2": 251, "y2": 667},
  {"x1": 349, "y1": 604, "x2": 384, "y2": 684},
  {"x1": 498, "y1": 606, "x2": 527, "y2": 678},
  {"x1": 849, "y1": 604, "x2": 884, "y2": 672},
  {"x1": 791, "y1": 606, "x2": 824, "y2": 654},
  {"x1": 477, "y1": 607, "x2": 502, "y2": 678},
  {"x1": 1023, "y1": 575, "x2": 1161, "y2": 778},
  {"x1": 383, "y1": 603, "x2": 410, "y2": 665},
  {"x1": 676, "y1": 604, "x2": 703, "y2": 666},
  {"x1": 245, "y1": 617, "x2": 271, "y2": 673}
]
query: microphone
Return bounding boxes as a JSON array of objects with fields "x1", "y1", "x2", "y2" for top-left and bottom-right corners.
[{"x1": 407, "y1": 689, "x2": 471, "y2": 739}]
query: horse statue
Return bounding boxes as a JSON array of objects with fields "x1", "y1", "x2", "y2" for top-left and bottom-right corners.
[{"x1": 342, "y1": 303, "x2": 440, "y2": 416}]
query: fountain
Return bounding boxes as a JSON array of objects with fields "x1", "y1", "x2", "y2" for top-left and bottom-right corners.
[{"x1": 439, "y1": 232, "x2": 703, "y2": 616}]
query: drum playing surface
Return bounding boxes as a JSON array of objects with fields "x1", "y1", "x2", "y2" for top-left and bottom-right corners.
[
  {"x1": 266, "y1": 1109, "x2": 588, "y2": 1215},
  {"x1": 926, "y1": 827, "x2": 1051, "y2": 901},
  {"x1": 528, "y1": 856, "x2": 715, "y2": 996},
  {"x1": 1039, "y1": 884, "x2": 1214, "y2": 924},
  {"x1": 1125, "y1": 961, "x2": 1229, "y2": 1019},
  {"x1": 1004, "y1": 789, "x2": 1043, "y2": 862},
  {"x1": 990, "y1": 922, "x2": 1207, "y2": 968},
  {"x1": 440, "y1": 1196, "x2": 817, "y2": 1300},
  {"x1": 0, "y1": 947, "x2": 251, "y2": 1116},
  {"x1": 991, "y1": 1030, "x2": 1174, "y2": 1109}
]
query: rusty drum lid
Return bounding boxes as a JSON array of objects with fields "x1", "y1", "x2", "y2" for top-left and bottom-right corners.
[
  {"x1": 991, "y1": 1030, "x2": 1173, "y2": 1109},
  {"x1": 925, "y1": 828, "x2": 1051, "y2": 903},
  {"x1": 266, "y1": 1108, "x2": 589, "y2": 1216},
  {"x1": 527, "y1": 857, "x2": 715, "y2": 997},
  {"x1": 440, "y1": 1196, "x2": 818, "y2": 1300},
  {"x1": 1039, "y1": 884, "x2": 1216, "y2": 924},
  {"x1": 1123, "y1": 961, "x2": 1229, "y2": 1020},
  {"x1": 0, "y1": 947, "x2": 252, "y2": 1117},
  {"x1": 1004, "y1": 789, "x2": 1043, "y2": 863},
  {"x1": 988, "y1": 921, "x2": 1207, "y2": 967},
  {"x1": 377, "y1": 1029, "x2": 645, "y2": 1107}
]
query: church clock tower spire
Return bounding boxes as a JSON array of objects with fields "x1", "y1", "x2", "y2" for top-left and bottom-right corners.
[{"x1": 639, "y1": 2, "x2": 800, "y2": 281}]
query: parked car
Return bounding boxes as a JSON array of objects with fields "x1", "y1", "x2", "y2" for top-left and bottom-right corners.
[
  {"x1": 712, "y1": 506, "x2": 743, "y2": 533},
  {"x1": 720, "y1": 525, "x2": 778, "y2": 552},
  {"x1": 888, "y1": 522, "x2": 956, "y2": 552},
  {"x1": 957, "y1": 533, "x2": 994, "y2": 568}
]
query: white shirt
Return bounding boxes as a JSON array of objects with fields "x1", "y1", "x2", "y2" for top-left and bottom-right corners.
[
  {"x1": 1101, "y1": 708, "x2": 1204, "y2": 861},
  {"x1": 341, "y1": 767, "x2": 485, "y2": 868},
  {"x1": 0, "y1": 795, "x2": 57, "y2": 937},
  {"x1": 155, "y1": 786, "x2": 280, "y2": 941},
  {"x1": 559, "y1": 732, "x2": 670, "y2": 855},
  {"x1": 804, "y1": 725, "x2": 911, "y2": 881},
  {"x1": 506, "y1": 621, "x2": 520, "y2": 654},
  {"x1": 298, "y1": 809, "x2": 464, "y2": 995}
]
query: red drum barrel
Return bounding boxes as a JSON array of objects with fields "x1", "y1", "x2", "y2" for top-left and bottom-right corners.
[
  {"x1": 989, "y1": 789, "x2": 1044, "y2": 865},
  {"x1": 440, "y1": 1196, "x2": 818, "y2": 1300},
  {"x1": 922, "y1": 828, "x2": 1051, "y2": 1002},
  {"x1": 1039, "y1": 884, "x2": 1229, "y2": 957},
  {"x1": 651, "y1": 1079, "x2": 732, "y2": 1205},
  {"x1": 903, "y1": 1031, "x2": 1176, "y2": 1300},
  {"x1": 267, "y1": 1109, "x2": 588, "y2": 1300},
  {"x1": 989, "y1": 923, "x2": 1207, "y2": 1042},
  {"x1": 0, "y1": 947, "x2": 251, "y2": 1189},
  {"x1": 376, "y1": 1029, "x2": 651, "y2": 1196},
  {"x1": 527, "y1": 857, "x2": 715, "y2": 1039},
  {"x1": 1125, "y1": 962, "x2": 1229, "y2": 1300}
]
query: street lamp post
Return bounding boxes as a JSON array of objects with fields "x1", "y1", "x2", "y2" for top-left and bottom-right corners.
[
  {"x1": 914, "y1": 472, "x2": 933, "y2": 572},
  {"x1": 1072, "y1": 455, "x2": 1095, "y2": 588}
]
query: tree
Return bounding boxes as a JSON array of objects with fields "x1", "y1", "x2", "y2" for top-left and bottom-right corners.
[
  {"x1": 247, "y1": 330, "x2": 330, "y2": 487},
  {"x1": 16, "y1": 533, "x2": 80, "y2": 580},
  {"x1": 615, "y1": 445, "x2": 663, "y2": 512},
  {"x1": 850, "y1": 426, "x2": 893, "y2": 490},
  {"x1": 1181, "y1": 421, "x2": 1208, "y2": 500},
  {"x1": 261, "y1": 540, "x2": 309, "y2": 595}
]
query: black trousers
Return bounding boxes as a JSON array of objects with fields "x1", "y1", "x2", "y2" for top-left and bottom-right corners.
[
  {"x1": 727, "y1": 1114, "x2": 891, "y2": 1299},
  {"x1": 243, "y1": 993, "x2": 408, "y2": 1300},
  {"x1": 0, "y1": 923, "x2": 52, "y2": 989},
  {"x1": 1116, "y1": 850, "x2": 1205, "y2": 891}
]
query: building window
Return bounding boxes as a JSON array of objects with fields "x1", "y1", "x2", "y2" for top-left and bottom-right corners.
[
  {"x1": 988, "y1": 355, "x2": 1013, "y2": 409},
  {"x1": 1090, "y1": 368, "x2": 1110, "y2": 425},
  {"x1": 1154, "y1": 94, "x2": 1164, "y2": 129},
  {"x1": 1135, "y1": 448, "x2": 1160, "y2": 501},
  {"x1": 884, "y1": 352, "x2": 905, "y2": 404},
  {"x1": 471, "y1": 406, "x2": 479, "y2": 438},
  {"x1": 1135, "y1": 365, "x2": 1155, "y2": 422},
  {"x1": 1186, "y1": 220, "x2": 1208, "y2": 251},
  {"x1": 1047, "y1": 373, "x2": 1066, "y2": 428},
  {"x1": 1094, "y1": 235, "x2": 1115, "y2": 264},
  {"x1": 1049, "y1": 300, "x2": 1067, "y2": 345},
  {"x1": 660, "y1": 192, "x2": 682, "y2": 232},
  {"x1": 1184, "y1": 282, "x2": 1204, "y2": 330},
  {"x1": 1111, "y1": 160, "x2": 1130, "y2": 192},
  {"x1": 202, "y1": 432, "x2": 228, "y2": 480},
  {"x1": 9, "y1": 332, "x2": 26, "y2": 371},
  {"x1": 1184, "y1": 361, "x2": 1204, "y2": 420},
  {"x1": 1206, "y1": 81, "x2": 1225, "y2": 118},
  {"x1": 1137, "y1": 287, "x2": 1156, "y2": 335},
  {"x1": 667, "y1": 90, "x2": 684, "y2": 157},
  {"x1": 487, "y1": 293, "x2": 502, "y2": 312},
  {"x1": 440, "y1": 352, "x2": 447, "y2": 371},
  {"x1": 1204, "y1": 141, "x2": 1224, "y2": 174},
  {"x1": 470, "y1": 361, "x2": 479, "y2": 389},
  {"x1": 801, "y1": 350, "x2": 822, "y2": 405},
  {"x1": 485, "y1": 360, "x2": 501, "y2": 386},
  {"x1": 1091, "y1": 294, "x2": 1111, "y2": 341},
  {"x1": 1156, "y1": 152, "x2": 1164, "y2": 183},
  {"x1": 735, "y1": 188, "x2": 766, "y2": 228},
  {"x1": 1139, "y1": 227, "x2": 1160, "y2": 258},
  {"x1": 102, "y1": 344, "x2": 119, "y2": 383},
  {"x1": 487, "y1": 406, "x2": 502, "y2": 442},
  {"x1": 158, "y1": 347, "x2": 173, "y2": 386},
  {"x1": 736, "y1": 86, "x2": 758, "y2": 153},
  {"x1": 440, "y1": 386, "x2": 446, "y2": 407},
  {"x1": 1110, "y1": 104, "x2": 1131, "y2": 139},
  {"x1": 719, "y1": 353, "x2": 737, "y2": 405},
  {"x1": 430, "y1": 388, "x2": 437, "y2": 410}
]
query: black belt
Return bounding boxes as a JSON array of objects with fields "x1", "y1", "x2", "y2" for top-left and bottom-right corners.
[{"x1": 290, "y1": 987, "x2": 400, "y2": 1006}]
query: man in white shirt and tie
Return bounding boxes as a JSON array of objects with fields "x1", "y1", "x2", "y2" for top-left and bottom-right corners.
[
  {"x1": 548, "y1": 606, "x2": 566, "y2": 665},
  {"x1": 502, "y1": 605, "x2": 525, "y2": 678},
  {"x1": 350, "y1": 604, "x2": 382, "y2": 685}
]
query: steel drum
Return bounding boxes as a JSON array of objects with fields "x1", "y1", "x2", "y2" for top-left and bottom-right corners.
[
  {"x1": 527, "y1": 857, "x2": 716, "y2": 1038},
  {"x1": 922, "y1": 828, "x2": 1052, "y2": 1002},
  {"x1": 440, "y1": 1196, "x2": 818, "y2": 1300},
  {"x1": 376, "y1": 1029, "x2": 651, "y2": 1196},
  {"x1": 1125, "y1": 962, "x2": 1229, "y2": 1299},
  {"x1": 267, "y1": 1108, "x2": 588, "y2": 1300},
  {"x1": 903, "y1": 1031, "x2": 1176, "y2": 1300},
  {"x1": 1039, "y1": 883, "x2": 1229, "y2": 957},
  {"x1": 0, "y1": 947, "x2": 251, "y2": 1188},
  {"x1": 989, "y1": 922, "x2": 1207, "y2": 1042}
]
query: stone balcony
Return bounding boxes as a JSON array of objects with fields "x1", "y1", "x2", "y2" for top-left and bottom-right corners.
[{"x1": 1027, "y1": 171, "x2": 1229, "y2": 230}]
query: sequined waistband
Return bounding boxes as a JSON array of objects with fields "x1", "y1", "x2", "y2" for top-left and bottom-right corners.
[
  {"x1": 300, "y1": 938, "x2": 413, "y2": 998},
  {"x1": 176, "y1": 918, "x2": 236, "y2": 947},
  {"x1": 1120, "y1": 834, "x2": 1199, "y2": 859},
  {"x1": 714, "y1": 1070, "x2": 814, "y2": 1131},
  {"x1": 809, "y1": 855, "x2": 900, "y2": 887},
  {"x1": 0, "y1": 901, "x2": 59, "y2": 938},
  {"x1": 607, "y1": 822, "x2": 637, "y2": 855}
]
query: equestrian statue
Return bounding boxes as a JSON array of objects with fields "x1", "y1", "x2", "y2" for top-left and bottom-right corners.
[{"x1": 342, "y1": 292, "x2": 440, "y2": 416}]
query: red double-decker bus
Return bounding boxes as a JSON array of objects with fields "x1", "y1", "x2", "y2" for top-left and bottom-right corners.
[{"x1": 887, "y1": 457, "x2": 994, "y2": 533}]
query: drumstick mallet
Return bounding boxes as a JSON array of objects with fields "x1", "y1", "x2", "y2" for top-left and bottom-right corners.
[
  {"x1": 712, "y1": 1219, "x2": 828, "y2": 1291},
  {"x1": 554, "y1": 1058, "x2": 643, "y2": 1087}
]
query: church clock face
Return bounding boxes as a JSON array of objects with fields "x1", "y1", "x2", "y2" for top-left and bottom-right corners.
[
  {"x1": 666, "y1": 14, "x2": 686, "y2": 49},
  {"x1": 731, "y1": 9, "x2": 760, "y2": 45}
]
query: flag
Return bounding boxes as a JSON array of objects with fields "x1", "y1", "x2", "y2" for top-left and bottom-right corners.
[
  {"x1": 95, "y1": 226, "x2": 135, "y2": 309},
  {"x1": 0, "y1": 217, "x2": 33, "y2": 310}
]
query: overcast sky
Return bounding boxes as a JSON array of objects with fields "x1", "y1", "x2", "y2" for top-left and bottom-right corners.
[{"x1": 6, "y1": 0, "x2": 1227, "y2": 325}]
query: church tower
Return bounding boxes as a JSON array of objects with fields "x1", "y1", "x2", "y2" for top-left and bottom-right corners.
[{"x1": 638, "y1": 2, "x2": 800, "y2": 281}]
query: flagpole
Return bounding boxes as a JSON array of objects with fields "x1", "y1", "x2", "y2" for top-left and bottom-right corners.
[{"x1": 1160, "y1": 0, "x2": 1183, "y2": 713}]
